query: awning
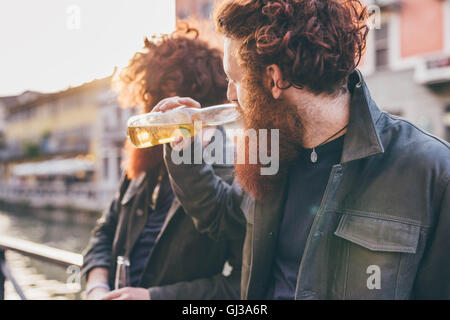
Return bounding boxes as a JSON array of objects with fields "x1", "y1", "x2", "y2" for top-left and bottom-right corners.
[{"x1": 12, "y1": 158, "x2": 94, "y2": 177}]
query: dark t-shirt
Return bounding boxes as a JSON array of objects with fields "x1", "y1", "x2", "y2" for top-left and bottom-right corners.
[
  {"x1": 266, "y1": 135, "x2": 345, "y2": 299},
  {"x1": 129, "y1": 174, "x2": 174, "y2": 286}
]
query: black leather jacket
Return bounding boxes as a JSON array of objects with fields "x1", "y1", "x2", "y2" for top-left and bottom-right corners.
[
  {"x1": 164, "y1": 70, "x2": 450, "y2": 299},
  {"x1": 82, "y1": 161, "x2": 244, "y2": 299}
]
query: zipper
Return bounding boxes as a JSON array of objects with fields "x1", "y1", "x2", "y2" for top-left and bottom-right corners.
[
  {"x1": 150, "y1": 166, "x2": 165, "y2": 211},
  {"x1": 294, "y1": 164, "x2": 342, "y2": 299}
]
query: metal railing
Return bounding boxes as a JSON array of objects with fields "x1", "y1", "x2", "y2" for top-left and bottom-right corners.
[{"x1": 0, "y1": 235, "x2": 83, "y2": 300}]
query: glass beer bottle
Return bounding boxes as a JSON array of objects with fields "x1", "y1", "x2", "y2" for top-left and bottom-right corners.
[
  {"x1": 126, "y1": 103, "x2": 239, "y2": 149},
  {"x1": 115, "y1": 256, "x2": 130, "y2": 290}
]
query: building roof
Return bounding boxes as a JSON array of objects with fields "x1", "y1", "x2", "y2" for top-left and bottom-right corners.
[
  {"x1": 11, "y1": 157, "x2": 95, "y2": 177},
  {"x1": 4, "y1": 76, "x2": 113, "y2": 116}
]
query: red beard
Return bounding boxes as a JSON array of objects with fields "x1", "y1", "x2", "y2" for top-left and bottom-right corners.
[
  {"x1": 124, "y1": 141, "x2": 164, "y2": 192},
  {"x1": 234, "y1": 73, "x2": 302, "y2": 200}
]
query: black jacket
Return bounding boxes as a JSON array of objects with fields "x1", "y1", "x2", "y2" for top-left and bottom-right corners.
[
  {"x1": 164, "y1": 70, "x2": 450, "y2": 299},
  {"x1": 82, "y1": 161, "x2": 244, "y2": 300}
]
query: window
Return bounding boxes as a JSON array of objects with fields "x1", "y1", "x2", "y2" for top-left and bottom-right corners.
[{"x1": 375, "y1": 23, "x2": 389, "y2": 69}]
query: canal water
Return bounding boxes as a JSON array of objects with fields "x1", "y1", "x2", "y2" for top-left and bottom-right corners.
[{"x1": 0, "y1": 205, "x2": 101, "y2": 299}]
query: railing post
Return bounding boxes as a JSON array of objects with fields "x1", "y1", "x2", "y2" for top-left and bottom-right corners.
[
  {"x1": 0, "y1": 249, "x2": 27, "y2": 300},
  {"x1": 0, "y1": 249, "x2": 5, "y2": 300}
]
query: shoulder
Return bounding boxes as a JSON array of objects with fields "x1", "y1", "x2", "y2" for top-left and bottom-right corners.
[{"x1": 377, "y1": 112, "x2": 450, "y2": 182}]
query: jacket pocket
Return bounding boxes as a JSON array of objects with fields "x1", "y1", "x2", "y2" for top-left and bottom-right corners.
[
  {"x1": 334, "y1": 214, "x2": 420, "y2": 254},
  {"x1": 332, "y1": 213, "x2": 421, "y2": 299}
]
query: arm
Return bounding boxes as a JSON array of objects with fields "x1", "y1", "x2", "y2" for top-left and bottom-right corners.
[
  {"x1": 149, "y1": 237, "x2": 243, "y2": 300},
  {"x1": 412, "y1": 178, "x2": 450, "y2": 299},
  {"x1": 163, "y1": 138, "x2": 246, "y2": 241},
  {"x1": 82, "y1": 199, "x2": 117, "y2": 299},
  {"x1": 82, "y1": 174, "x2": 130, "y2": 295},
  {"x1": 148, "y1": 267, "x2": 241, "y2": 300},
  {"x1": 81, "y1": 197, "x2": 119, "y2": 277},
  {"x1": 153, "y1": 96, "x2": 246, "y2": 241},
  {"x1": 102, "y1": 270, "x2": 240, "y2": 300},
  {"x1": 85, "y1": 267, "x2": 110, "y2": 300},
  {"x1": 103, "y1": 237, "x2": 244, "y2": 300}
]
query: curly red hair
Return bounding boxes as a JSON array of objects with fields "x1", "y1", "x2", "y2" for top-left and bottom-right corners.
[
  {"x1": 214, "y1": 0, "x2": 369, "y2": 94},
  {"x1": 116, "y1": 25, "x2": 228, "y2": 180},
  {"x1": 117, "y1": 25, "x2": 228, "y2": 113}
]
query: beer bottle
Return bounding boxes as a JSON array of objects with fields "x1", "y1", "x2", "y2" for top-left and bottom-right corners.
[
  {"x1": 126, "y1": 103, "x2": 239, "y2": 148},
  {"x1": 114, "y1": 256, "x2": 130, "y2": 289}
]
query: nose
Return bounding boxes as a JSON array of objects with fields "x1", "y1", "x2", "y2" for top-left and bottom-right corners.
[{"x1": 227, "y1": 81, "x2": 237, "y2": 102}]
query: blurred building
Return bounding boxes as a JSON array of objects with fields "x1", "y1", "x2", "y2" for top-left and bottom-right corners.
[
  {"x1": 361, "y1": 0, "x2": 450, "y2": 141},
  {"x1": 0, "y1": 77, "x2": 137, "y2": 211},
  {"x1": 176, "y1": 0, "x2": 216, "y2": 19},
  {"x1": 1, "y1": 0, "x2": 448, "y2": 211},
  {"x1": 178, "y1": 0, "x2": 450, "y2": 141},
  {"x1": 0, "y1": 92, "x2": 42, "y2": 181}
]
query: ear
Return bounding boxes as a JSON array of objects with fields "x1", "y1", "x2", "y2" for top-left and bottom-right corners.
[{"x1": 265, "y1": 64, "x2": 287, "y2": 99}]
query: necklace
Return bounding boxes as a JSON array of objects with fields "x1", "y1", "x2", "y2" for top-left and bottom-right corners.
[{"x1": 310, "y1": 124, "x2": 348, "y2": 163}]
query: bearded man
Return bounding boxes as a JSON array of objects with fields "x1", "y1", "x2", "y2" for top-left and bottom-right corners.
[{"x1": 156, "y1": 0, "x2": 450, "y2": 299}]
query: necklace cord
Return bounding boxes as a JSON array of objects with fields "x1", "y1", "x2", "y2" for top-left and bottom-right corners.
[
  {"x1": 316, "y1": 124, "x2": 348, "y2": 149},
  {"x1": 309, "y1": 123, "x2": 348, "y2": 163}
]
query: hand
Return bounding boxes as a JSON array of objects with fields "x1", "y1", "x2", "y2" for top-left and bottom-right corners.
[
  {"x1": 86, "y1": 287, "x2": 110, "y2": 300},
  {"x1": 101, "y1": 287, "x2": 151, "y2": 300},
  {"x1": 152, "y1": 96, "x2": 201, "y2": 113},
  {"x1": 153, "y1": 97, "x2": 202, "y2": 150}
]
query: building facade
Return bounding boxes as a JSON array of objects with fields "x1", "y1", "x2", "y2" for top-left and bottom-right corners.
[
  {"x1": 361, "y1": 0, "x2": 450, "y2": 141},
  {"x1": 177, "y1": 0, "x2": 450, "y2": 142},
  {"x1": 0, "y1": 78, "x2": 136, "y2": 211},
  {"x1": 1, "y1": 0, "x2": 447, "y2": 211},
  {"x1": 176, "y1": 0, "x2": 217, "y2": 19}
]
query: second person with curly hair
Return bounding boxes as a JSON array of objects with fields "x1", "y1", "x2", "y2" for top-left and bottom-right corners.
[{"x1": 81, "y1": 26, "x2": 244, "y2": 300}]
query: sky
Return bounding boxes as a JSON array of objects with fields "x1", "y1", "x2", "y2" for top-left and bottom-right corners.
[{"x1": 0, "y1": 0, "x2": 175, "y2": 96}]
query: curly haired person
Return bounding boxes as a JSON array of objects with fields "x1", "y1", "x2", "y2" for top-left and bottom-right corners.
[{"x1": 82, "y1": 26, "x2": 244, "y2": 300}]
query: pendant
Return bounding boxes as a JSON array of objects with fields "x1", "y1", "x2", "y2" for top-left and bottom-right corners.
[{"x1": 310, "y1": 148, "x2": 318, "y2": 163}]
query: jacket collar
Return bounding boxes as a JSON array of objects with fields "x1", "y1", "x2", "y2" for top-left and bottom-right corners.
[
  {"x1": 340, "y1": 69, "x2": 385, "y2": 163},
  {"x1": 121, "y1": 171, "x2": 147, "y2": 205}
]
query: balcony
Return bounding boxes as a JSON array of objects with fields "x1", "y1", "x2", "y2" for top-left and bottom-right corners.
[
  {"x1": 414, "y1": 55, "x2": 450, "y2": 86},
  {"x1": 0, "y1": 134, "x2": 90, "y2": 162}
]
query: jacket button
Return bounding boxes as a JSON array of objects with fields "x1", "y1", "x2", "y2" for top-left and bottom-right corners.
[
  {"x1": 136, "y1": 209, "x2": 144, "y2": 216},
  {"x1": 313, "y1": 231, "x2": 323, "y2": 237}
]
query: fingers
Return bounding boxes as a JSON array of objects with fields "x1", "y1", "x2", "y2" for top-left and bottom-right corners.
[
  {"x1": 153, "y1": 96, "x2": 179, "y2": 112},
  {"x1": 152, "y1": 97, "x2": 201, "y2": 113},
  {"x1": 176, "y1": 97, "x2": 201, "y2": 109},
  {"x1": 170, "y1": 136, "x2": 189, "y2": 151},
  {"x1": 101, "y1": 288, "x2": 125, "y2": 300}
]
